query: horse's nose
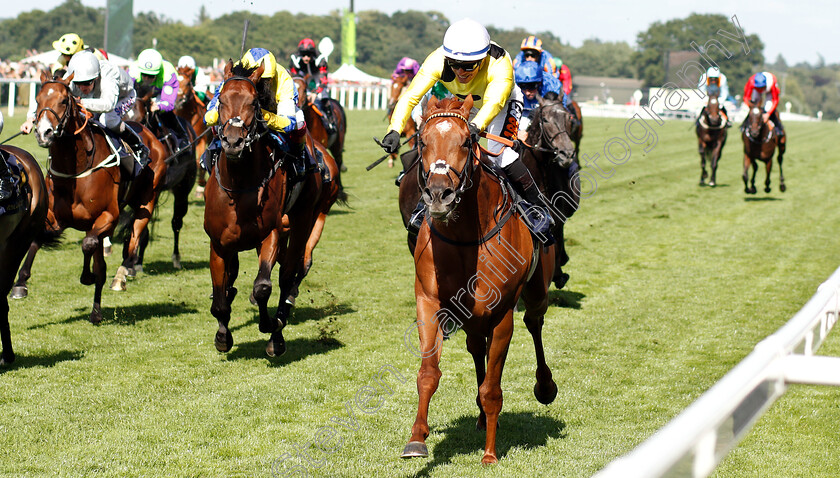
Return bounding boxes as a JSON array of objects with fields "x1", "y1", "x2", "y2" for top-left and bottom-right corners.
[{"x1": 423, "y1": 186, "x2": 456, "y2": 217}]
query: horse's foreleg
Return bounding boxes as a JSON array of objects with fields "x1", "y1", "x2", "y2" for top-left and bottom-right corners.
[
  {"x1": 698, "y1": 141, "x2": 708, "y2": 185},
  {"x1": 11, "y1": 241, "x2": 42, "y2": 299},
  {"x1": 0, "y1": 297, "x2": 13, "y2": 365},
  {"x1": 763, "y1": 158, "x2": 773, "y2": 193},
  {"x1": 254, "y1": 231, "x2": 280, "y2": 335},
  {"x1": 466, "y1": 333, "x2": 488, "y2": 430},
  {"x1": 210, "y1": 243, "x2": 236, "y2": 352},
  {"x1": 479, "y1": 311, "x2": 514, "y2": 465},
  {"x1": 402, "y1": 299, "x2": 444, "y2": 459},
  {"x1": 170, "y1": 167, "x2": 194, "y2": 269},
  {"x1": 778, "y1": 147, "x2": 786, "y2": 192},
  {"x1": 115, "y1": 197, "x2": 156, "y2": 289},
  {"x1": 742, "y1": 155, "x2": 752, "y2": 193}
]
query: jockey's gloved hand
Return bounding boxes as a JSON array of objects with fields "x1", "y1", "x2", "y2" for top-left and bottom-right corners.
[
  {"x1": 468, "y1": 122, "x2": 481, "y2": 144},
  {"x1": 379, "y1": 130, "x2": 400, "y2": 154}
]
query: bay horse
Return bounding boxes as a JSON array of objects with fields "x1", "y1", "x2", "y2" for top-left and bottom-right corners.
[
  {"x1": 742, "y1": 106, "x2": 785, "y2": 194},
  {"x1": 0, "y1": 146, "x2": 48, "y2": 365},
  {"x1": 204, "y1": 61, "x2": 323, "y2": 357},
  {"x1": 385, "y1": 73, "x2": 418, "y2": 168},
  {"x1": 398, "y1": 96, "x2": 557, "y2": 464},
  {"x1": 13, "y1": 71, "x2": 166, "y2": 323},
  {"x1": 292, "y1": 75, "x2": 347, "y2": 172},
  {"x1": 126, "y1": 83, "x2": 197, "y2": 271},
  {"x1": 695, "y1": 89, "x2": 728, "y2": 186},
  {"x1": 519, "y1": 96, "x2": 579, "y2": 290},
  {"x1": 175, "y1": 65, "x2": 211, "y2": 198}
]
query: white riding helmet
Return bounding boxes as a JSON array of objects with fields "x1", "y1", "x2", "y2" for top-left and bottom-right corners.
[
  {"x1": 178, "y1": 55, "x2": 196, "y2": 70},
  {"x1": 442, "y1": 18, "x2": 490, "y2": 62},
  {"x1": 137, "y1": 49, "x2": 163, "y2": 75},
  {"x1": 707, "y1": 67, "x2": 721, "y2": 78},
  {"x1": 67, "y1": 50, "x2": 101, "y2": 83}
]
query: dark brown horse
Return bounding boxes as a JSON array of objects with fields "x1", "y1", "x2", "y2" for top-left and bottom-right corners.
[
  {"x1": 204, "y1": 61, "x2": 323, "y2": 357},
  {"x1": 519, "y1": 96, "x2": 579, "y2": 289},
  {"x1": 398, "y1": 96, "x2": 557, "y2": 464},
  {"x1": 0, "y1": 146, "x2": 48, "y2": 365},
  {"x1": 175, "y1": 65, "x2": 211, "y2": 198},
  {"x1": 386, "y1": 73, "x2": 418, "y2": 168},
  {"x1": 742, "y1": 106, "x2": 785, "y2": 194},
  {"x1": 566, "y1": 100, "x2": 584, "y2": 160},
  {"x1": 126, "y1": 83, "x2": 197, "y2": 270},
  {"x1": 696, "y1": 90, "x2": 728, "y2": 187},
  {"x1": 13, "y1": 71, "x2": 166, "y2": 323},
  {"x1": 293, "y1": 75, "x2": 347, "y2": 172}
]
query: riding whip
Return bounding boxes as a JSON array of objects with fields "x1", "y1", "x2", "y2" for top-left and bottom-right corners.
[
  {"x1": 0, "y1": 131, "x2": 23, "y2": 145},
  {"x1": 239, "y1": 19, "x2": 250, "y2": 59},
  {"x1": 368, "y1": 132, "x2": 418, "y2": 171}
]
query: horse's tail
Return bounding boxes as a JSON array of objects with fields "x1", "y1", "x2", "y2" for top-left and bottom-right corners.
[{"x1": 35, "y1": 227, "x2": 64, "y2": 250}]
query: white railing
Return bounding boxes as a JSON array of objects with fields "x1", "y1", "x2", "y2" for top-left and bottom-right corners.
[
  {"x1": 0, "y1": 78, "x2": 39, "y2": 118},
  {"x1": 595, "y1": 265, "x2": 840, "y2": 478},
  {"x1": 329, "y1": 84, "x2": 390, "y2": 111}
]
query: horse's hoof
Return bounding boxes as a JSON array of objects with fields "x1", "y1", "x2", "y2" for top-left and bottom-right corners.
[
  {"x1": 126, "y1": 267, "x2": 136, "y2": 279},
  {"x1": 764, "y1": 187, "x2": 771, "y2": 193},
  {"x1": 0, "y1": 353, "x2": 15, "y2": 366},
  {"x1": 698, "y1": 181, "x2": 706, "y2": 186},
  {"x1": 172, "y1": 254, "x2": 182, "y2": 270},
  {"x1": 553, "y1": 272, "x2": 570, "y2": 290},
  {"x1": 215, "y1": 330, "x2": 233, "y2": 352},
  {"x1": 780, "y1": 184, "x2": 786, "y2": 192},
  {"x1": 709, "y1": 181, "x2": 716, "y2": 187},
  {"x1": 90, "y1": 310, "x2": 102, "y2": 325},
  {"x1": 340, "y1": 163, "x2": 347, "y2": 173},
  {"x1": 748, "y1": 187, "x2": 757, "y2": 194},
  {"x1": 10, "y1": 285, "x2": 28, "y2": 299},
  {"x1": 80, "y1": 272, "x2": 96, "y2": 286},
  {"x1": 401, "y1": 441, "x2": 429, "y2": 458},
  {"x1": 481, "y1": 453, "x2": 499, "y2": 465},
  {"x1": 249, "y1": 291, "x2": 258, "y2": 306},
  {"x1": 110, "y1": 277, "x2": 126, "y2": 291},
  {"x1": 259, "y1": 317, "x2": 280, "y2": 334},
  {"x1": 535, "y1": 379, "x2": 558, "y2": 405},
  {"x1": 266, "y1": 329, "x2": 286, "y2": 357},
  {"x1": 103, "y1": 245, "x2": 112, "y2": 257}
]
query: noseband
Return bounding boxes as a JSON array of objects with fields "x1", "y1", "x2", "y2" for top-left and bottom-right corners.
[
  {"x1": 216, "y1": 76, "x2": 265, "y2": 151},
  {"x1": 417, "y1": 111, "x2": 477, "y2": 206}
]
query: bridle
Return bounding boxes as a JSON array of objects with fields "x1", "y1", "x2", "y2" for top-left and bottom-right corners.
[
  {"x1": 216, "y1": 76, "x2": 265, "y2": 152},
  {"x1": 416, "y1": 111, "x2": 477, "y2": 207},
  {"x1": 700, "y1": 96, "x2": 724, "y2": 130},
  {"x1": 35, "y1": 80, "x2": 76, "y2": 139},
  {"x1": 528, "y1": 102, "x2": 572, "y2": 164},
  {"x1": 745, "y1": 107, "x2": 770, "y2": 144}
]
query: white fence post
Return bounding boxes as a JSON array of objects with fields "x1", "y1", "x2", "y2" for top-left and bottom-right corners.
[{"x1": 7, "y1": 81, "x2": 15, "y2": 118}]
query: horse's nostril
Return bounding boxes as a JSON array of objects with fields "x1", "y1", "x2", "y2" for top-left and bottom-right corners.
[{"x1": 440, "y1": 188, "x2": 455, "y2": 205}]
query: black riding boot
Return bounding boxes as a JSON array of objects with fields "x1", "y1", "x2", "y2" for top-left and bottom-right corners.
[
  {"x1": 320, "y1": 98, "x2": 337, "y2": 136},
  {"x1": 292, "y1": 140, "x2": 309, "y2": 180},
  {"x1": 0, "y1": 149, "x2": 14, "y2": 202},
  {"x1": 201, "y1": 138, "x2": 221, "y2": 171},
  {"x1": 503, "y1": 158, "x2": 554, "y2": 240},
  {"x1": 407, "y1": 200, "x2": 426, "y2": 235},
  {"x1": 119, "y1": 125, "x2": 150, "y2": 168}
]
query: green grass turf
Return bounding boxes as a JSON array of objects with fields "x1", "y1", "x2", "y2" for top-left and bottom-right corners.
[{"x1": 1, "y1": 108, "x2": 840, "y2": 477}]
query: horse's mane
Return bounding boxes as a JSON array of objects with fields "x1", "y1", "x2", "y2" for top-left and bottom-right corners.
[
  {"x1": 525, "y1": 97, "x2": 562, "y2": 140},
  {"x1": 135, "y1": 82, "x2": 154, "y2": 99},
  {"x1": 229, "y1": 64, "x2": 277, "y2": 113}
]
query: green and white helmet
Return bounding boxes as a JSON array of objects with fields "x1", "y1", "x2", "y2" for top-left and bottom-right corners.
[
  {"x1": 67, "y1": 50, "x2": 100, "y2": 83},
  {"x1": 137, "y1": 49, "x2": 163, "y2": 75}
]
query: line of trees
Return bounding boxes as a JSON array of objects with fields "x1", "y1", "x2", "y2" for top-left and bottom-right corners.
[{"x1": 1, "y1": 2, "x2": 837, "y2": 118}]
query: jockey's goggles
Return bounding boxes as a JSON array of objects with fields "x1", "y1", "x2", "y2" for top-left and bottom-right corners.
[
  {"x1": 447, "y1": 59, "x2": 480, "y2": 72},
  {"x1": 517, "y1": 82, "x2": 540, "y2": 91},
  {"x1": 522, "y1": 49, "x2": 540, "y2": 59},
  {"x1": 75, "y1": 78, "x2": 95, "y2": 87}
]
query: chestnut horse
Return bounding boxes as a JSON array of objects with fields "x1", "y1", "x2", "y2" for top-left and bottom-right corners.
[
  {"x1": 292, "y1": 75, "x2": 347, "y2": 172},
  {"x1": 13, "y1": 71, "x2": 166, "y2": 323},
  {"x1": 398, "y1": 97, "x2": 557, "y2": 464},
  {"x1": 175, "y1": 65, "x2": 211, "y2": 197},
  {"x1": 125, "y1": 83, "x2": 197, "y2": 271},
  {"x1": 386, "y1": 73, "x2": 418, "y2": 168},
  {"x1": 204, "y1": 61, "x2": 323, "y2": 357},
  {"x1": 696, "y1": 89, "x2": 728, "y2": 186},
  {"x1": 0, "y1": 146, "x2": 48, "y2": 365},
  {"x1": 519, "y1": 96, "x2": 579, "y2": 290},
  {"x1": 742, "y1": 106, "x2": 785, "y2": 194}
]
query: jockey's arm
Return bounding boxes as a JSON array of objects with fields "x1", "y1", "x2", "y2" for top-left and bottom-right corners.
[
  {"x1": 155, "y1": 72, "x2": 179, "y2": 112},
  {"x1": 262, "y1": 68, "x2": 300, "y2": 134},
  {"x1": 766, "y1": 83, "x2": 781, "y2": 117},
  {"x1": 387, "y1": 52, "x2": 442, "y2": 134},
  {"x1": 79, "y1": 61, "x2": 120, "y2": 114},
  {"x1": 471, "y1": 53, "x2": 514, "y2": 131}
]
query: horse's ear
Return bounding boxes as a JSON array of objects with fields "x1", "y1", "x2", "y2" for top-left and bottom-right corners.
[
  {"x1": 63, "y1": 72, "x2": 75, "y2": 85},
  {"x1": 250, "y1": 61, "x2": 266, "y2": 83},
  {"x1": 223, "y1": 60, "x2": 233, "y2": 79},
  {"x1": 462, "y1": 94, "x2": 474, "y2": 114},
  {"x1": 424, "y1": 95, "x2": 440, "y2": 120},
  {"x1": 40, "y1": 69, "x2": 49, "y2": 83}
]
